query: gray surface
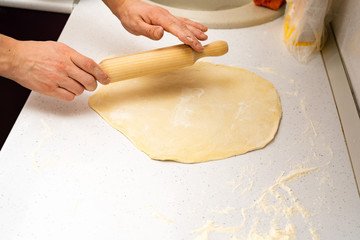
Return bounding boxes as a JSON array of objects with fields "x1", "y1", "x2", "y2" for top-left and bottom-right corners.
[
  {"x1": 145, "y1": 0, "x2": 284, "y2": 29},
  {"x1": 332, "y1": 0, "x2": 360, "y2": 110},
  {"x1": 149, "y1": 0, "x2": 251, "y2": 11},
  {"x1": 322, "y1": 28, "x2": 360, "y2": 193},
  {"x1": 0, "y1": 0, "x2": 359, "y2": 239}
]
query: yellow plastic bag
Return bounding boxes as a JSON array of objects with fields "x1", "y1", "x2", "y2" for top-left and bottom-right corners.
[{"x1": 284, "y1": 0, "x2": 332, "y2": 63}]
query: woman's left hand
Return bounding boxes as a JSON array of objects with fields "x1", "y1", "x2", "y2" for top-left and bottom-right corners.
[{"x1": 103, "y1": 0, "x2": 208, "y2": 52}]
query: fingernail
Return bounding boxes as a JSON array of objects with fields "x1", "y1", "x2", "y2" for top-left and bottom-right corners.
[{"x1": 105, "y1": 77, "x2": 111, "y2": 84}]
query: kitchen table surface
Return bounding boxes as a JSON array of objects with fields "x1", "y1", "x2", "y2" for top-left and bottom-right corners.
[{"x1": 0, "y1": 0, "x2": 359, "y2": 239}]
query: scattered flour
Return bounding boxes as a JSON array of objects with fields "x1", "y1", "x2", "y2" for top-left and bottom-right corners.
[
  {"x1": 148, "y1": 205, "x2": 174, "y2": 223},
  {"x1": 192, "y1": 167, "x2": 319, "y2": 240},
  {"x1": 33, "y1": 118, "x2": 54, "y2": 169}
]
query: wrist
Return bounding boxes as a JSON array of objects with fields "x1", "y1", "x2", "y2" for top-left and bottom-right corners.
[
  {"x1": 0, "y1": 34, "x2": 19, "y2": 79},
  {"x1": 103, "y1": 0, "x2": 138, "y2": 18},
  {"x1": 102, "y1": 0, "x2": 126, "y2": 11}
]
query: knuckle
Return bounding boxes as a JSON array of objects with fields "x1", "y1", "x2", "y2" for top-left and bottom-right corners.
[
  {"x1": 83, "y1": 58, "x2": 95, "y2": 70},
  {"x1": 54, "y1": 61, "x2": 67, "y2": 72},
  {"x1": 74, "y1": 86, "x2": 85, "y2": 96},
  {"x1": 127, "y1": 22, "x2": 141, "y2": 35},
  {"x1": 84, "y1": 75, "x2": 96, "y2": 86},
  {"x1": 157, "y1": 7, "x2": 170, "y2": 15},
  {"x1": 43, "y1": 77, "x2": 59, "y2": 93},
  {"x1": 97, "y1": 73, "x2": 108, "y2": 84},
  {"x1": 179, "y1": 34, "x2": 191, "y2": 43},
  {"x1": 82, "y1": 75, "x2": 97, "y2": 91},
  {"x1": 42, "y1": 84, "x2": 55, "y2": 95},
  {"x1": 145, "y1": 27, "x2": 155, "y2": 36},
  {"x1": 55, "y1": 42, "x2": 69, "y2": 53},
  {"x1": 78, "y1": 87, "x2": 85, "y2": 95},
  {"x1": 167, "y1": 19, "x2": 177, "y2": 27}
]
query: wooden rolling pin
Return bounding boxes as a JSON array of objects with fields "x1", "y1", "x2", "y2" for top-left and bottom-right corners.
[{"x1": 100, "y1": 40, "x2": 228, "y2": 83}]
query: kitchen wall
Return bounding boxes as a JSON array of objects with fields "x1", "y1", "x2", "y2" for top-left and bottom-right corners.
[{"x1": 332, "y1": 0, "x2": 360, "y2": 111}]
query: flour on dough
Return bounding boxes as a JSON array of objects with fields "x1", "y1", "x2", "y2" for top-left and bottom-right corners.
[{"x1": 89, "y1": 62, "x2": 282, "y2": 163}]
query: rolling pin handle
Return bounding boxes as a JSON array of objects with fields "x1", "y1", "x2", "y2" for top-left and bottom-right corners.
[{"x1": 195, "y1": 41, "x2": 229, "y2": 60}]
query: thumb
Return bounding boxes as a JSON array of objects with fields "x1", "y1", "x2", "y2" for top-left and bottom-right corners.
[{"x1": 138, "y1": 22, "x2": 164, "y2": 40}]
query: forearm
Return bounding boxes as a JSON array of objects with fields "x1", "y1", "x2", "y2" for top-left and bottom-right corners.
[
  {"x1": 0, "y1": 34, "x2": 19, "y2": 79},
  {"x1": 102, "y1": 0, "x2": 128, "y2": 15}
]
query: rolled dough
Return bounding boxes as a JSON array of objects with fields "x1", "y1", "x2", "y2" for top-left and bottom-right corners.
[{"x1": 89, "y1": 62, "x2": 281, "y2": 163}]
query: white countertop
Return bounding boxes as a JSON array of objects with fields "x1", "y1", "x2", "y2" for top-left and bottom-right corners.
[{"x1": 0, "y1": 0, "x2": 359, "y2": 239}]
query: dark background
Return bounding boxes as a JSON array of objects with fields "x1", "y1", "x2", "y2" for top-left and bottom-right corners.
[{"x1": 0, "y1": 7, "x2": 69, "y2": 150}]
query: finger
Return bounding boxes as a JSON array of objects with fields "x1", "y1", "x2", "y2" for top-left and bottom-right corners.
[
  {"x1": 58, "y1": 77, "x2": 85, "y2": 96},
  {"x1": 155, "y1": 14, "x2": 204, "y2": 51},
  {"x1": 186, "y1": 24, "x2": 208, "y2": 41},
  {"x1": 67, "y1": 66, "x2": 98, "y2": 91},
  {"x1": 136, "y1": 20, "x2": 164, "y2": 40},
  {"x1": 181, "y1": 34, "x2": 204, "y2": 52},
  {"x1": 53, "y1": 87, "x2": 76, "y2": 101},
  {"x1": 178, "y1": 17, "x2": 208, "y2": 32},
  {"x1": 69, "y1": 50, "x2": 110, "y2": 85}
]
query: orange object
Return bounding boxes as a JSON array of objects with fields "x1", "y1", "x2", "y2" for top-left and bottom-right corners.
[{"x1": 253, "y1": 0, "x2": 286, "y2": 10}]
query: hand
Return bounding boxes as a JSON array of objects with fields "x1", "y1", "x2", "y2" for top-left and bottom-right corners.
[
  {"x1": 103, "y1": 0, "x2": 208, "y2": 52},
  {"x1": 7, "y1": 40, "x2": 110, "y2": 101}
]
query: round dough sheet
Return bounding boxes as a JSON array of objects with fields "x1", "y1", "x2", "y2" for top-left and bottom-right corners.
[{"x1": 89, "y1": 62, "x2": 281, "y2": 163}]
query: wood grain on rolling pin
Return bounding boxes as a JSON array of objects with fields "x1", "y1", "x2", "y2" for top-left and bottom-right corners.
[{"x1": 99, "y1": 41, "x2": 228, "y2": 83}]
